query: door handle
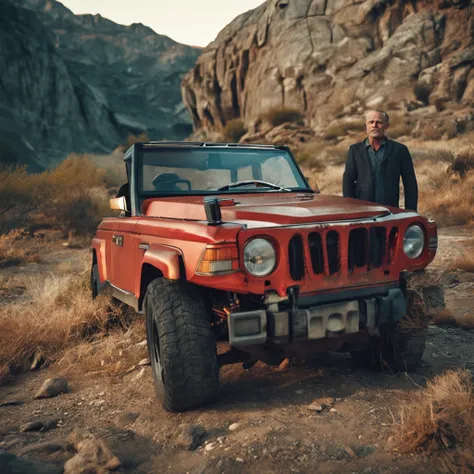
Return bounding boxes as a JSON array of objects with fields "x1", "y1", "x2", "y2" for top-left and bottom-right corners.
[{"x1": 112, "y1": 235, "x2": 123, "y2": 246}]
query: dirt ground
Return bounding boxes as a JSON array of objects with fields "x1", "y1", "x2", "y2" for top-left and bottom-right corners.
[{"x1": 1, "y1": 227, "x2": 474, "y2": 474}]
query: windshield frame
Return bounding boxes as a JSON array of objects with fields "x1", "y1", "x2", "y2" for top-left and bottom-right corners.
[{"x1": 135, "y1": 145, "x2": 313, "y2": 199}]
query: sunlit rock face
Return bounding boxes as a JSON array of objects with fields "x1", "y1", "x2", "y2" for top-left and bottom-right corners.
[
  {"x1": 2, "y1": 0, "x2": 200, "y2": 169},
  {"x1": 182, "y1": 0, "x2": 473, "y2": 135}
]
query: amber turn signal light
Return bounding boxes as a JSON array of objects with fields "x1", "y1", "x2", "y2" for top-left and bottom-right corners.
[{"x1": 197, "y1": 245, "x2": 239, "y2": 275}]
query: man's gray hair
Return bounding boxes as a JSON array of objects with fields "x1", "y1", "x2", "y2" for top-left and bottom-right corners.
[{"x1": 365, "y1": 110, "x2": 390, "y2": 124}]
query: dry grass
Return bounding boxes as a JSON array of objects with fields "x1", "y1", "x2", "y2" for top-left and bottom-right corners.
[
  {"x1": 449, "y1": 241, "x2": 474, "y2": 273},
  {"x1": 394, "y1": 369, "x2": 474, "y2": 473},
  {"x1": 0, "y1": 269, "x2": 127, "y2": 372},
  {"x1": 261, "y1": 107, "x2": 304, "y2": 127},
  {"x1": 0, "y1": 229, "x2": 42, "y2": 268}
]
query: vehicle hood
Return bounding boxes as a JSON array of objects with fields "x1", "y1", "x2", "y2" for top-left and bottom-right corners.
[{"x1": 143, "y1": 193, "x2": 403, "y2": 227}]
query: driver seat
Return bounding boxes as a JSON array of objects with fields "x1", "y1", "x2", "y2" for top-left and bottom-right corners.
[{"x1": 152, "y1": 173, "x2": 181, "y2": 191}]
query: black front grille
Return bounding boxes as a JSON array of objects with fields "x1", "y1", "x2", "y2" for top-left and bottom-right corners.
[
  {"x1": 326, "y1": 231, "x2": 340, "y2": 275},
  {"x1": 289, "y1": 235, "x2": 305, "y2": 280},
  {"x1": 288, "y1": 226, "x2": 390, "y2": 280},
  {"x1": 348, "y1": 228, "x2": 368, "y2": 272},
  {"x1": 308, "y1": 232, "x2": 324, "y2": 274},
  {"x1": 348, "y1": 227, "x2": 387, "y2": 272}
]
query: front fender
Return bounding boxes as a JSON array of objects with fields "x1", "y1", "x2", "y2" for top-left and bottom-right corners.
[{"x1": 141, "y1": 246, "x2": 182, "y2": 281}]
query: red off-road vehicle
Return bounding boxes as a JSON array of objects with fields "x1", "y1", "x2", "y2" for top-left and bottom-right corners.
[{"x1": 91, "y1": 142, "x2": 438, "y2": 411}]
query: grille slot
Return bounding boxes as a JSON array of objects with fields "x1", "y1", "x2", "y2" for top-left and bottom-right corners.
[
  {"x1": 289, "y1": 235, "x2": 305, "y2": 280},
  {"x1": 326, "y1": 231, "x2": 340, "y2": 275},
  {"x1": 348, "y1": 228, "x2": 368, "y2": 272},
  {"x1": 369, "y1": 227, "x2": 386, "y2": 268},
  {"x1": 308, "y1": 232, "x2": 324, "y2": 274}
]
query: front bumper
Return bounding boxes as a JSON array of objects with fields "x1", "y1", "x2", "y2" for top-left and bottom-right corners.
[{"x1": 228, "y1": 288, "x2": 405, "y2": 347}]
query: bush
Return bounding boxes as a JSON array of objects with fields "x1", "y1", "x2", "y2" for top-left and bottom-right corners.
[
  {"x1": 0, "y1": 166, "x2": 43, "y2": 227},
  {"x1": 261, "y1": 107, "x2": 304, "y2": 127},
  {"x1": 447, "y1": 147, "x2": 474, "y2": 179},
  {"x1": 222, "y1": 119, "x2": 247, "y2": 143},
  {"x1": 0, "y1": 155, "x2": 110, "y2": 235},
  {"x1": 394, "y1": 369, "x2": 474, "y2": 473},
  {"x1": 414, "y1": 83, "x2": 432, "y2": 104}
]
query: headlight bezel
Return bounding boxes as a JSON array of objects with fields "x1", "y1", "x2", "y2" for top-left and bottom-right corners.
[
  {"x1": 243, "y1": 238, "x2": 277, "y2": 277},
  {"x1": 403, "y1": 224, "x2": 425, "y2": 260}
]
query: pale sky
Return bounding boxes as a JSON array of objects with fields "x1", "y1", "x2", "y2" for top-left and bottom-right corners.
[{"x1": 59, "y1": 0, "x2": 265, "y2": 47}]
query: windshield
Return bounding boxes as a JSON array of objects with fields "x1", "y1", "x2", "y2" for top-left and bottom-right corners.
[{"x1": 138, "y1": 147, "x2": 309, "y2": 195}]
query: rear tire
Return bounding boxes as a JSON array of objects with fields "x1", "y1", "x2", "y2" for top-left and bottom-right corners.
[{"x1": 145, "y1": 278, "x2": 219, "y2": 412}]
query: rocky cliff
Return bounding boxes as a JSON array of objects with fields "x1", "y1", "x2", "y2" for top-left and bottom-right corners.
[
  {"x1": 1, "y1": 0, "x2": 200, "y2": 170},
  {"x1": 182, "y1": 0, "x2": 473, "y2": 137}
]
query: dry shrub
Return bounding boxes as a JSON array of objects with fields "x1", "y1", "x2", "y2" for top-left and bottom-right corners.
[
  {"x1": 306, "y1": 164, "x2": 345, "y2": 195},
  {"x1": 447, "y1": 147, "x2": 474, "y2": 179},
  {"x1": 0, "y1": 166, "x2": 45, "y2": 227},
  {"x1": 261, "y1": 107, "x2": 304, "y2": 127},
  {"x1": 449, "y1": 241, "x2": 474, "y2": 273},
  {"x1": 394, "y1": 369, "x2": 474, "y2": 473},
  {"x1": 423, "y1": 124, "x2": 444, "y2": 141},
  {"x1": 117, "y1": 132, "x2": 149, "y2": 153},
  {"x1": 414, "y1": 83, "x2": 432, "y2": 104},
  {"x1": 417, "y1": 158, "x2": 474, "y2": 227},
  {"x1": 324, "y1": 120, "x2": 365, "y2": 140},
  {"x1": 0, "y1": 229, "x2": 42, "y2": 268},
  {"x1": 389, "y1": 122, "x2": 413, "y2": 139},
  {"x1": 0, "y1": 270, "x2": 118, "y2": 371},
  {"x1": 57, "y1": 318, "x2": 146, "y2": 377},
  {"x1": 222, "y1": 119, "x2": 247, "y2": 143}
]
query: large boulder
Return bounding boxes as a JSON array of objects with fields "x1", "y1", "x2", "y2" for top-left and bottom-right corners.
[{"x1": 182, "y1": 0, "x2": 474, "y2": 135}]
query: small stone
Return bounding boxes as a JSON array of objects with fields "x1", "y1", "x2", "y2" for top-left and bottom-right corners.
[
  {"x1": 205, "y1": 442, "x2": 215, "y2": 452},
  {"x1": 34, "y1": 378, "x2": 69, "y2": 399},
  {"x1": 138, "y1": 358, "x2": 150, "y2": 366},
  {"x1": 133, "y1": 368, "x2": 146, "y2": 381},
  {"x1": 136, "y1": 340, "x2": 147, "y2": 347},
  {"x1": 345, "y1": 446, "x2": 356, "y2": 457},
  {"x1": 175, "y1": 424, "x2": 205, "y2": 450},
  {"x1": 0, "y1": 400, "x2": 23, "y2": 407},
  {"x1": 19, "y1": 442, "x2": 64, "y2": 455},
  {"x1": 43, "y1": 419, "x2": 59, "y2": 431},
  {"x1": 235, "y1": 458, "x2": 244, "y2": 463},
  {"x1": 216, "y1": 459, "x2": 224, "y2": 470},
  {"x1": 358, "y1": 435, "x2": 363, "y2": 440},
  {"x1": 307, "y1": 404, "x2": 323, "y2": 412},
  {"x1": 114, "y1": 412, "x2": 140, "y2": 428},
  {"x1": 330, "y1": 408, "x2": 338, "y2": 414},
  {"x1": 229, "y1": 423, "x2": 240, "y2": 431},
  {"x1": 20, "y1": 421, "x2": 44, "y2": 432}
]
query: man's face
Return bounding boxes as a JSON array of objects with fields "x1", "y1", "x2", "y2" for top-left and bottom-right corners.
[{"x1": 366, "y1": 111, "x2": 389, "y2": 138}]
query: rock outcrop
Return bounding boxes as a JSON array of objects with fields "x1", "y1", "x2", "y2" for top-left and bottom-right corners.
[
  {"x1": 182, "y1": 0, "x2": 474, "y2": 136},
  {"x1": 1, "y1": 0, "x2": 200, "y2": 170}
]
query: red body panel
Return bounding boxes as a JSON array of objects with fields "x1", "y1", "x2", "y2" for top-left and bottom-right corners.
[{"x1": 92, "y1": 192, "x2": 437, "y2": 302}]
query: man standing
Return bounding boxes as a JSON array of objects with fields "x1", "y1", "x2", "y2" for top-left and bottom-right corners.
[{"x1": 342, "y1": 110, "x2": 418, "y2": 211}]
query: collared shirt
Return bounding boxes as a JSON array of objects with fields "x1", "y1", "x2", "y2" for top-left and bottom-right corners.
[{"x1": 365, "y1": 138, "x2": 386, "y2": 204}]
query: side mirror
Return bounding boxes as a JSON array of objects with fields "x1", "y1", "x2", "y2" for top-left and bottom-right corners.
[
  {"x1": 305, "y1": 176, "x2": 320, "y2": 193},
  {"x1": 110, "y1": 196, "x2": 128, "y2": 213}
]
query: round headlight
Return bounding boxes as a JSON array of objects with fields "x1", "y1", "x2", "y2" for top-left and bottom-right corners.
[
  {"x1": 403, "y1": 225, "x2": 425, "y2": 259},
  {"x1": 244, "y1": 239, "x2": 276, "y2": 277}
]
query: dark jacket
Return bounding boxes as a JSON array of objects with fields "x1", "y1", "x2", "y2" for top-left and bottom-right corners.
[{"x1": 342, "y1": 138, "x2": 418, "y2": 211}]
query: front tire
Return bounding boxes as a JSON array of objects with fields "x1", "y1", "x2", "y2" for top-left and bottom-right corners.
[
  {"x1": 90, "y1": 263, "x2": 102, "y2": 299},
  {"x1": 145, "y1": 278, "x2": 219, "y2": 412}
]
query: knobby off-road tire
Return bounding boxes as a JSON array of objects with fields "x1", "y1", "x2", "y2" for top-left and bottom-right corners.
[
  {"x1": 90, "y1": 263, "x2": 102, "y2": 299},
  {"x1": 351, "y1": 291, "x2": 428, "y2": 372},
  {"x1": 145, "y1": 278, "x2": 219, "y2": 412}
]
